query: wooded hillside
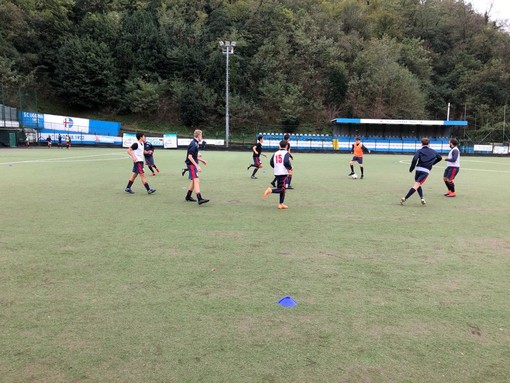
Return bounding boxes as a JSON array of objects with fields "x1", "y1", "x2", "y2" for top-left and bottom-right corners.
[{"x1": 1, "y1": 0, "x2": 509, "y2": 135}]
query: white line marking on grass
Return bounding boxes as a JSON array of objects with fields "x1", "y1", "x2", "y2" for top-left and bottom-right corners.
[{"x1": 0, "y1": 153, "x2": 126, "y2": 165}]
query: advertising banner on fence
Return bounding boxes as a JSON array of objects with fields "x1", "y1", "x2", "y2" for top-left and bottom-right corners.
[
  {"x1": 39, "y1": 132, "x2": 122, "y2": 145},
  {"x1": 493, "y1": 145, "x2": 509, "y2": 155},
  {"x1": 146, "y1": 136, "x2": 164, "y2": 147},
  {"x1": 122, "y1": 133, "x2": 137, "y2": 148},
  {"x1": 474, "y1": 144, "x2": 493, "y2": 152},
  {"x1": 44, "y1": 114, "x2": 90, "y2": 133},
  {"x1": 163, "y1": 134, "x2": 177, "y2": 148},
  {"x1": 123, "y1": 133, "x2": 169, "y2": 148}
]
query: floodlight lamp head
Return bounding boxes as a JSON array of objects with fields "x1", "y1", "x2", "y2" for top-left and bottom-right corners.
[
  {"x1": 225, "y1": 41, "x2": 231, "y2": 46},
  {"x1": 231, "y1": 41, "x2": 236, "y2": 47},
  {"x1": 219, "y1": 41, "x2": 224, "y2": 47}
]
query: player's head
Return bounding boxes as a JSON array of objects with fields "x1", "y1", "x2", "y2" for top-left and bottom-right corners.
[
  {"x1": 279, "y1": 140, "x2": 287, "y2": 149},
  {"x1": 421, "y1": 137, "x2": 430, "y2": 146},
  {"x1": 355, "y1": 137, "x2": 361, "y2": 142},
  {"x1": 449, "y1": 138, "x2": 458, "y2": 147},
  {"x1": 257, "y1": 135, "x2": 264, "y2": 142},
  {"x1": 284, "y1": 134, "x2": 290, "y2": 141},
  {"x1": 194, "y1": 129, "x2": 203, "y2": 140},
  {"x1": 136, "y1": 133, "x2": 145, "y2": 141}
]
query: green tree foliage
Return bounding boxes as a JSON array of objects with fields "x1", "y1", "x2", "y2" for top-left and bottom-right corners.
[
  {"x1": 347, "y1": 36, "x2": 427, "y2": 119},
  {"x1": 54, "y1": 36, "x2": 118, "y2": 108},
  {"x1": 2, "y1": 0, "x2": 510, "y2": 133},
  {"x1": 122, "y1": 77, "x2": 163, "y2": 114}
]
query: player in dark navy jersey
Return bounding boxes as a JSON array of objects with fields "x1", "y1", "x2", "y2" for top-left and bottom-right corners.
[
  {"x1": 144, "y1": 141, "x2": 160, "y2": 176},
  {"x1": 400, "y1": 137, "x2": 442, "y2": 206},
  {"x1": 184, "y1": 130, "x2": 209, "y2": 205},
  {"x1": 125, "y1": 133, "x2": 156, "y2": 194},
  {"x1": 247, "y1": 135, "x2": 267, "y2": 179}
]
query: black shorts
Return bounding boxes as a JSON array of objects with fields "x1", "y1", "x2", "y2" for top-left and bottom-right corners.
[
  {"x1": 443, "y1": 167, "x2": 459, "y2": 181},
  {"x1": 132, "y1": 161, "x2": 145, "y2": 174}
]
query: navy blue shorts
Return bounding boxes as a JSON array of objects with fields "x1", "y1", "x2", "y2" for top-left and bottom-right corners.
[
  {"x1": 188, "y1": 164, "x2": 199, "y2": 180},
  {"x1": 276, "y1": 174, "x2": 288, "y2": 189},
  {"x1": 132, "y1": 161, "x2": 145, "y2": 174},
  {"x1": 145, "y1": 156, "x2": 155, "y2": 166},
  {"x1": 443, "y1": 167, "x2": 459, "y2": 181},
  {"x1": 252, "y1": 156, "x2": 262, "y2": 168},
  {"x1": 351, "y1": 156, "x2": 363, "y2": 164},
  {"x1": 414, "y1": 171, "x2": 429, "y2": 184}
]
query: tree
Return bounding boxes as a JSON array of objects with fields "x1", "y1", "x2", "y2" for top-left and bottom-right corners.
[
  {"x1": 347, "y1": 36, "x2": 427, "y2": 118},
  {"x1": 54, "y1": 36, "x2": 119, "y2": 109}
]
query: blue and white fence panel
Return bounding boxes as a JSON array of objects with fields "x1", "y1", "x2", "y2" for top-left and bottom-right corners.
[{"x1": 257, "y1": 133, "x2": 451, "y2": 153}]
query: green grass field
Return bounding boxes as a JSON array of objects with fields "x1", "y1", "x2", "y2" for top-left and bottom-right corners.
[{"x1": 1, "y1": 147, "x2": 509, "y2": 383}]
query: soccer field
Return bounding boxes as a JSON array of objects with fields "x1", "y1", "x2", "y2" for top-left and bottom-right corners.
[{"x1": 1, "y1": 147, "x2": 509, "y2": 383}]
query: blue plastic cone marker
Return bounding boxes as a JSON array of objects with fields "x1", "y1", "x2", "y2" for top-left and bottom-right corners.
[{"x1": 278, "y1": 296, "x2": 297, "y2": 307}]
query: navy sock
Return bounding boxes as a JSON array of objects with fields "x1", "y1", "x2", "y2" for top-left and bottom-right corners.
[
  {"x1": 417, "y1": 187, "x2": 423, "y2": 198},
  {"x1": 404, "y1": 188, "x2": 415, "y2": 200}
]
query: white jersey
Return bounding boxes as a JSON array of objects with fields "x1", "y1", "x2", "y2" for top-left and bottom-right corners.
[
  {"x1": 131, "y1": 141, "x2": 145, "y2": 162},
  {"x1": 273, "y1": 149, "x2": 291, "y2": 175},
  {"x1": 446, "y1": 146, "x2": 460, "y2": 167}
]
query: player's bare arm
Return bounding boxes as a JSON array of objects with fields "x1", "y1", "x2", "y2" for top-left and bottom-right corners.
[{"x1": 188, "y1": 154, "x2": 202, "y2": 172}]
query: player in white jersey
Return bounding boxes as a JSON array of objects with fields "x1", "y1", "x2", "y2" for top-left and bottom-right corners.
[
  {"x1": 443, "y1": 138, "x2": 460, "y2": 197},
  {"x1": 125, "y1": 133, "x2": 156, "y2": 195},
  {"x1": 263, "y1": 140, "x2": 293, "y2": 209}
]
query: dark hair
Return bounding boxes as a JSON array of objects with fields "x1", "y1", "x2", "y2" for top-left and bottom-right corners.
[
  {"x1": 279, "y1": 140, "x2": 287, "y2": 148},
  {"x1": 136, "y1": 133, "x2": 144, "y2": 140},
  {"x1": 257, "y1": 135, "x2": 263, "y2": 141},
  {"x1": 355, "y1": 137, "x2": 361, "y2": 141},
  {"x1": 421, "y1": 137, "x2": 430, "y2": 146},
  {"x1": 284, "y1": 134, "x2": 290, "y2": 140},
  {"x1": 450, "y1": 138, "x2": 458, "y2": 147}
]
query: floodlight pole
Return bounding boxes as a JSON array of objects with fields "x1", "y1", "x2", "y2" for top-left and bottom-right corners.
[{"x1": 220, "y1": 40, "x2": 236, "y2": 148}]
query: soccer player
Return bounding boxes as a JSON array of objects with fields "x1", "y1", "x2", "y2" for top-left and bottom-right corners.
[
  {"x1": 348, "y1": 137, "x2": 370, "y2": 179},
  {"x1": 144, "y1": 140, "x2": 160, "y2": 176},
  {"x1": 400, "y1": 137, "x2": 442, "y2": 206},
  {"x1": 263, "y1": 140, "x2": 293, "y2": 209},
  {"x1": 184, "y1": 129, "x2": 209, "y2": 205},
  {"x1": 58, "y1": 134, "x2": 62, "y2": 149},
  {"x1": 271, "y1": 133, "x2": 294, "y2": 188},
  {"x1": 65, "y1": 135, "x2": 71, "y2": 149},
  {"x1": 181, "y1": 152, "x2": 206, "y2": 176},
  {"x1": 247, "y1": 135, "x2": 267, "y2": 179},
  {"x1": 443, "y1": 138, "x2": 460, "y2": 197},
  {"x1": 46, "y1": 135, "x2": 52, "y2": 148},
  {"x1": 124, "y1": 133, "x2": 156, "y2": 195}
]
